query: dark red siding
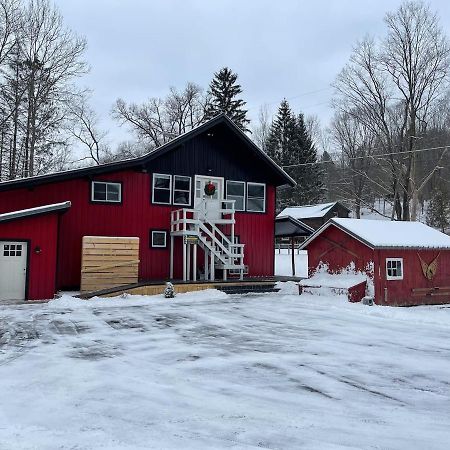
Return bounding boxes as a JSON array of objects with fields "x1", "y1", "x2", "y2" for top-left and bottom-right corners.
[
  {"x1": 305, "y1": 224, "x2": 450, "y2": 306},
  {"x1": 0, "y1": 214, "x2": 59, "y2": 300},
  {"x1": 305, "y1": 225, "x2": 374, "y2": 275},
  {"x1": 0, "y1": 171, "x2": 276, "y2": 289}
]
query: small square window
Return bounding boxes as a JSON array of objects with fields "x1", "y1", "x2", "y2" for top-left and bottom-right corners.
[
  {"x1": 151, "y1": 230, "x2": 167, "y2": 248},
  {"x1": 386, "y1": 258, "x2": 403, "y2": 280}
]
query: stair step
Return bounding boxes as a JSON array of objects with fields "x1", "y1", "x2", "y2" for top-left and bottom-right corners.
[{"x1": 218, "y1": 284, "x2": 280, "y2": 295}]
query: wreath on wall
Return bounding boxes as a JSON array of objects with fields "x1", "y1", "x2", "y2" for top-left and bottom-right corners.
[{"x1": 204, "y1": 181, "x2": 216, "y2": 196}]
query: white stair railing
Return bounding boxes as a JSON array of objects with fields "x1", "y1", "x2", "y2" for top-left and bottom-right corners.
[{"x1": 170, "y1": 198, "x2": 245, "y2": 281}]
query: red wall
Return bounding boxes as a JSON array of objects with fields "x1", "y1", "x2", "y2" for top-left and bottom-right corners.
[
  {"x1": 305, "y1": 225, "x2": 374, "y2": 275},
  {"x1": 305, "y1": 224, "x2": 450, "y2": 306},
  {"x1": 375, "y1": 249, "x2": 450, "y2": 306},
  {"x1": 0, "y1": 213, "x2": 59, "y2": 300},
  {"x1": 0, "y1": 171, "x2": 276, "y2": 289}
]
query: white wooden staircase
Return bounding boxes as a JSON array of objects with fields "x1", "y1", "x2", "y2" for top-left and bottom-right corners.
[{"x1": 170, "y1": 199, "x2": 245, "y2": 281}]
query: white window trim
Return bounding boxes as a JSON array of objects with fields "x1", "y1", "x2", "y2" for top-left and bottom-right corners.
[
  {"x1": 91, "y1": 181, "x2": 122, "y2": 203},
  {"x1": 246, "y1": 182, "x2": 266, "y2": 213},
  {"x1": 152, "y1": 173, "x2": 172, "y2": 205},
  {"x1": 173, "y1": 175, "x2": 192, "y2": 206},
  {"x1": 226, "y1": 180, "x2": 246, "y2": 212},
  {"x1": 386, "y1": 258, "x2": 403, "y2": 280},
  {"x1": 151, "y1": 230, "x2": 167, "y2": 248}
]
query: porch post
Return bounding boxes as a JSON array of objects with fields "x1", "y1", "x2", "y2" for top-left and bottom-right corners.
[
  {"x1": 169, "y1": 235, "x2": 174, "y2": 279},
  {"x1": 192, "y1": 243, "x2": 197, "y2": 282},
  {"x1": 204, "y1": 248, "x2": 209, "y2": 281},
  {"x1": 187, "y1": 242, "x2": 191, "y2": 282},
  {"x1": 291, "y1": 237, "x2": 296, "y2": 276},
  {"x1": 183, "y1": 239, "x2": 187, "y2": 282},
  {"x1": 210, "y1": 250, "x2": 215, "y2": 281}
]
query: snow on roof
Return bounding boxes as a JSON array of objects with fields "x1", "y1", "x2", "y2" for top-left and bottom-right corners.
[
  {"x1": 329, "y1": 218, "x2": 450, "y2": 249},
  {"x1": 277, "y1": 202, "x2": 342, "y2": 220},
  {"x1": 0, "y1": 201, "x2": 71, "y2": 223}
]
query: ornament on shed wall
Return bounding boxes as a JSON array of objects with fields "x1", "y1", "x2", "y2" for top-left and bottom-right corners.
[{"x1": 417, "y1": 252, "x2": 440, "y2": 280}]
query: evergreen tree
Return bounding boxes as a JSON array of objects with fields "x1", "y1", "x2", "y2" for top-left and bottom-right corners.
[
  {"x1": 266, "y1": 100, "x2": 324, "y2": 210},
  {"x1": 204, "y1": 67, "x2": 250, "y2": 132},
  {"x1": 426, "y1": 186, "x2": 450, "y2": 232}
]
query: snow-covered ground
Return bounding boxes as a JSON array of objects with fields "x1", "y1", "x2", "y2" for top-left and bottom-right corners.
[
  {"x1": 1, "y1": 287, "x2": 450, "y2": 449},
  {"x1": 274, "y1": 249, "x2": 308, "y2": 277}
]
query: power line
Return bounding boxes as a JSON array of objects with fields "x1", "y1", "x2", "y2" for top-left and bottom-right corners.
[{"x1": 282, "y1": 144, "x2": 450, "y2": 168}]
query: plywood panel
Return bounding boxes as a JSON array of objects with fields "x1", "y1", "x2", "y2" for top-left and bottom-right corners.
[{"x1": 80, "y1": 236, "x2": 139, "y2": 293}]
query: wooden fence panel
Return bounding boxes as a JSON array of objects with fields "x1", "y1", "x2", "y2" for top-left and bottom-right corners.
[{"x1": 80, "y1": 236, "x2": 140, "y2": 293}]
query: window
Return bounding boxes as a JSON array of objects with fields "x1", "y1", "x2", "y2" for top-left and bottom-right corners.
[
  {"x1": 152, "y1": 174, "x2": 172, "y2": 204},
  {"x1": 151, "y1": 230, "x2": 167, "y2": 248},
  {"x1": 173, "y1": 175, "x2": 191, "y2": 205},
  {"x1": 386, "y1": 258, "x2": 403, "y2": 280},
  {"x1": 226, "y1": 181, "x2": 245, "y2": 211},
  {"x1": 91, "y1": 181, "x2": 122, "y2": 203},
  {"x1": 247, "y1": 182, "x2": 266, "y2": 212},
  {"x1": 3, "y1": 244, "x2": 22, "y2": 257}
]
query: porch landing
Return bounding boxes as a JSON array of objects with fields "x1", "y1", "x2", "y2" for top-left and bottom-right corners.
[{"x1": 77, "y1": 276, "x2": 304, "y2": 299}]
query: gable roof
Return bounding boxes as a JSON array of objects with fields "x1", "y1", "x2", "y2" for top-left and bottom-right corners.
[
  {"x1": 0, "y1": 114, "x2": 295, "y2": 192},
  {"x1": 0, "y1": 201, "x2": 71, "y2": 223},
  {"x1": 277, "y1": 202, "x2": 349, "y2": 220},
  {"x1": 275, "y1": 215, "x2": 315, "y2": 237},
  {"x1": 300, "y1": 218, "x2": 450, "y2": 250}
]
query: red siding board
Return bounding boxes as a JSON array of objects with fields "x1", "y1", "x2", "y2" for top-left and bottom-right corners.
[
  {"x1": 0, "y1": 170, "x2": 276, "y2": 291},
  {"x1": 0, "y1": 214, "x2": 59, "y2": 300}
]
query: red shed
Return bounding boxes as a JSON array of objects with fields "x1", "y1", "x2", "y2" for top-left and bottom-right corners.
[
  {"x1": 0, "y1": 202, "x2": 71, "y2": 301},
  {"x1": 300, "y1": 218, "x2": 450, "y2": 306}
]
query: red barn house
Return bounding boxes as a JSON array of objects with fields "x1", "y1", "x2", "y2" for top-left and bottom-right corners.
[
  {"x1": 0, "y1": 114, "x2": 295, "y2": 301},
  {"x1": 301, "y1": 218, "x2": 450, "y2": 306}
]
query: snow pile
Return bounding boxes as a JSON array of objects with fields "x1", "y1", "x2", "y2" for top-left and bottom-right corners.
[{"x1": 301, "y1": 261, "x2": 374, "y2": 297}]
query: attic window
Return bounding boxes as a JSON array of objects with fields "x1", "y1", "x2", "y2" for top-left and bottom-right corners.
[{"x1": 386, "y1": 258, "x2": 403, "y2": 280}]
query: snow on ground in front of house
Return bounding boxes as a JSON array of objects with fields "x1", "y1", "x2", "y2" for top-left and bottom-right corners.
[
  {"x1": 275, "y1": 249, "x2": 308, "y2": 277},
  {"x1": 1, "y1": 287, "x2": 450, "y2": 449}
]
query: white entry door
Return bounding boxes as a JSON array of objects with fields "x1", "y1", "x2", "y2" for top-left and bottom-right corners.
[
  {"x1": 194, "y1": 175, "x2": 224, "y2": 221},
  {"x1": 0, "y1": 242, "x2": 27, "y2": 301}
]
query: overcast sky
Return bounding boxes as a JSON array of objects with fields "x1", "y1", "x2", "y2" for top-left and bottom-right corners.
[{"x1": 56, "y1": 0, "x2": 450, "y2": 148}]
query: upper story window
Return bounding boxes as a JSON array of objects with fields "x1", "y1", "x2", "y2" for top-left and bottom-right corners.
[
  {"x1": 386, "y1": 258, "x2": 403, "y2": 280},
  {"x1": 152, "y1": 174, "x2": 172, "y2": 205},
  {"x1": 247, "y1": 182, "x2": 266, "y2": 213},
  {"x1": 226, "y1": 181, "x2": 245, "y2": 211},
  {"x1": 173, "y1": 175, "x2": 191, "y2": 206},
  {"x1": 91, "y1": 181, "x2": 122, "y2": 203}
]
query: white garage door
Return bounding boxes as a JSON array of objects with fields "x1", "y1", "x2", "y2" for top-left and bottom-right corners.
[{"x1": 0, "y1": 242, "x2": 27, "y2": 301}]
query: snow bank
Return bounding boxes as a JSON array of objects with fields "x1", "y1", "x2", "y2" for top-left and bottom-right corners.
[{"x1": 275, "y1": 249, "x2": 308, "y2": 277}]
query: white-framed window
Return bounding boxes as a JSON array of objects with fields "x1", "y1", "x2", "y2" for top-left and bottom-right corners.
[
  {"x1": 91, "y1": 181, "x2": 122, "y2": 203},
  {"x1": 386, "y1": 258, "x2": 403, "y2": 280},
  {"x1": 151, "y1": 230, "x2": 167, "y2": 248},
  {"x1": 152, "y1": 173, "x2": 172, "y2": 204},
  {"x1": 247, "y1": 182, "x2": 266, "y2": 213},
  {"x1": 173, "y1": 175, "x2": 191, "y2": 206},
  {"x1": 226, "y1": 180, "x2": 245, "y2": 211}
]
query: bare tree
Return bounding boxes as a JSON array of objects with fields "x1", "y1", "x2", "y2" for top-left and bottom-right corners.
[
  {"x1": 333, "y1": 1, "x2": 450, "y2": 221},
  {"x1": 68, "y1": 93, "x2": 109, "y2": 165},
  {"x1": 252, "y1": 104, "x2": 271, "y2": 151},
  {"x1": 113, "y1": 82, "x2": 206, "y2": 149}
]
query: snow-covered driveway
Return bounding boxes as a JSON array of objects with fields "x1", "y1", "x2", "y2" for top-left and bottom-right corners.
[{"x1": 1, "y1": 285, "x2": 450, "y2": 449}]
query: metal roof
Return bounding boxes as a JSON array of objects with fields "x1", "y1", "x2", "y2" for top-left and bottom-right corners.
[{"x1": 0, "y1": 201, "x2": 71, "y2": 223}]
